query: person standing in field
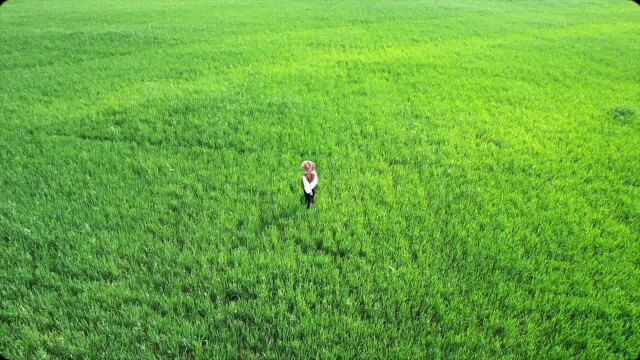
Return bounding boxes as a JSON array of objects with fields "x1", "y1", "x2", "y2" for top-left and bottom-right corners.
[{"x1": 301, "y1": 160, "x2": 318, "y2": 209}]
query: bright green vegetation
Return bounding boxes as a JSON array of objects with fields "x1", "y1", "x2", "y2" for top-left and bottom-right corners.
[{"x1": 1, "y1": 0, "x2": 639, "y2": 358}]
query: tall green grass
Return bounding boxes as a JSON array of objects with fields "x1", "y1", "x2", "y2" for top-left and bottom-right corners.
[{"x1": 1, "y1": 0, "x2": 639, "y2": 358}]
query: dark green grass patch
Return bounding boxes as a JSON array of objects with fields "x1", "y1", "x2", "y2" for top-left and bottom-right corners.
[
  {"x1": 1, "y1": 0, "x2": 639, "y2": 358},
  {"x1": 610, "y1": 105, "x2": 636, "y2": 124}
]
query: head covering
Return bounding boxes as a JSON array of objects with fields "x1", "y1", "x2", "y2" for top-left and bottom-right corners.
[{"x1": 301, "y1": 160, "x2": 316, "y2": 172}]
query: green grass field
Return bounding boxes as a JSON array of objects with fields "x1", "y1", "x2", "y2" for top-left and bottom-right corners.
[{"x1": 1, "y1": 0, "x2": 640, "y2": 358}]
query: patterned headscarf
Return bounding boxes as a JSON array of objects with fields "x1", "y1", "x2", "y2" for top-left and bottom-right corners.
[
  {"x1": 301, "y1": 160, "x2": 316, "y2": 181},
  {"x1": 301, "y1": 160, "x2": 315, "y2": 172}
]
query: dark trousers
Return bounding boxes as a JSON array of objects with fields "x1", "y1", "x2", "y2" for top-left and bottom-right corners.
[{"x1": 302, "y1": 185, "x2": 316, "y2": 208}]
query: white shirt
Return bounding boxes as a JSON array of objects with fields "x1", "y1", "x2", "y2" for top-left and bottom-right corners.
[{"x1": 302, "y1": 171, "x2": 318, "y2": 194}]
